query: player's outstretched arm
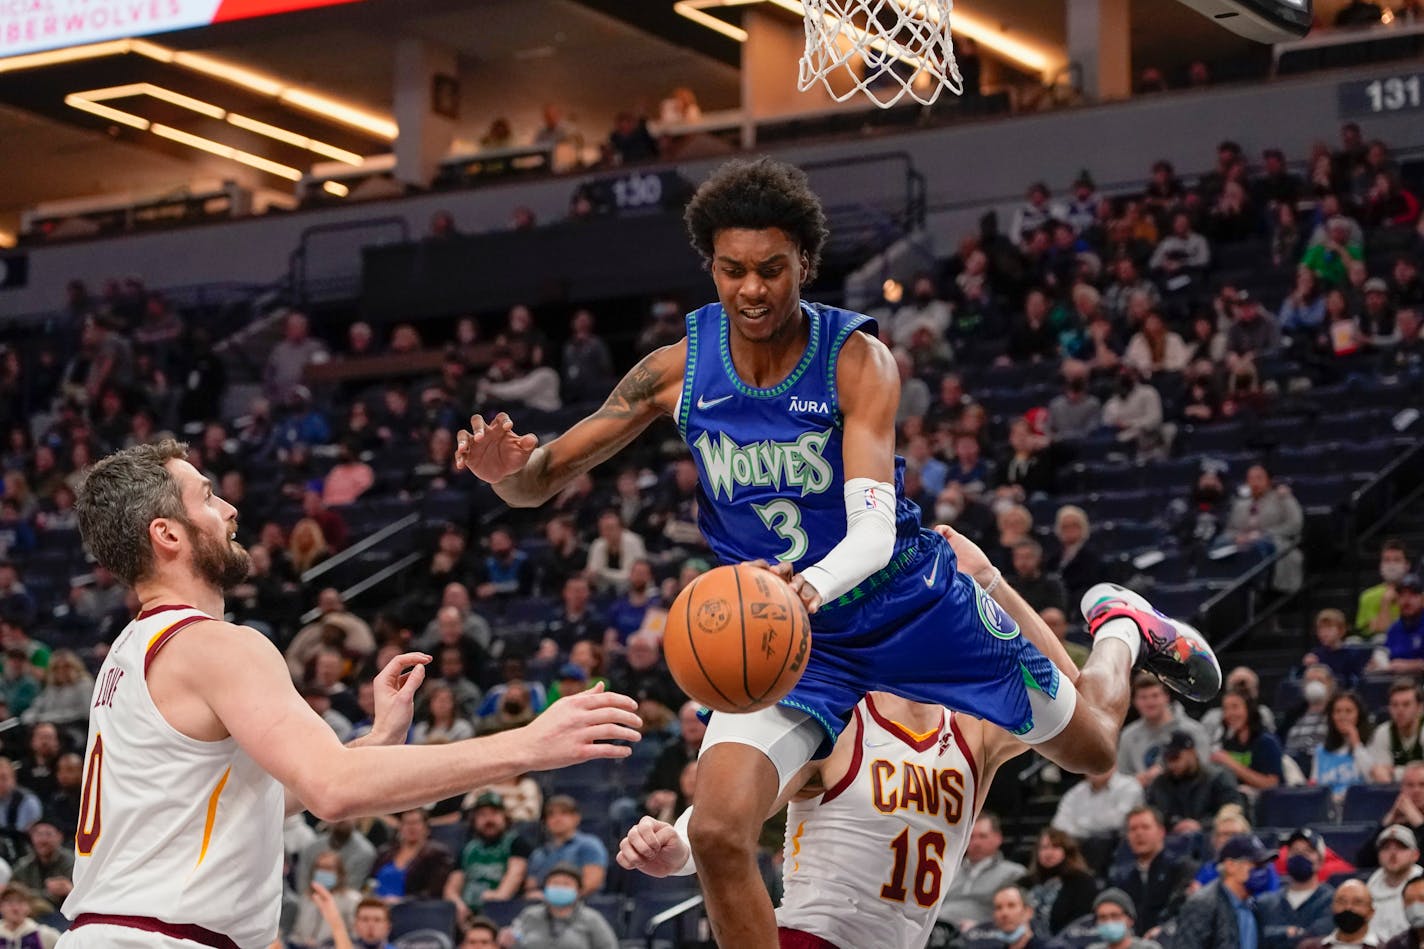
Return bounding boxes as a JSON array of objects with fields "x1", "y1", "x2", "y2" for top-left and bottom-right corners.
[
  {"x1": 164, "y1": 622, "x2": 641, "y2": 820},
  {"x1": 455, "y1": 343, "x2": 685, "y2": 508}
]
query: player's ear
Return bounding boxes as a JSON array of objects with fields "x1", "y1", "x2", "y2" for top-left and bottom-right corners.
[{"x1": 799, "y1": 251, "x2": 811, "y2": 284}]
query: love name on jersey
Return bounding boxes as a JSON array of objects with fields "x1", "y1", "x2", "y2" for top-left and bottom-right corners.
[
  {"x1": 692, "y1": 429, "x2": 834, "y2": 501},
  {"x1": 870, "y1": 759, "x2": 967, "y2": 826},
  {"x1": 93, "y1": 667, "x2": 124, "y2": 709}
]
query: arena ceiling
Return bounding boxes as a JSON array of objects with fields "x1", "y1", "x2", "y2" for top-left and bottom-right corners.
[{"x1": 0, "y1": 0, "x2": 1257, "y2": 240}]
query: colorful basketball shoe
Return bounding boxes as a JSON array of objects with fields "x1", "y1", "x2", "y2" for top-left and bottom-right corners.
[{"x1": 1080, "y1": 582, "x2": 1222, "y2": 702}]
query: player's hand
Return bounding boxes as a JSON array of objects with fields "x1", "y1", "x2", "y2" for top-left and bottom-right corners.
[
  {"x1": 367, "y1": 651, "x2": 430, "y2": 746},
  {"x1": 617, "y1": 815, "x2": 690, "y2": 877},
  {"x1": 523, "y1": 682, "x2": 642, "y2": 768},
  {"x1": 743, "y1": 560, "x2": 823, "y2": 614},
  {"x1": 309, "y1": 881, "x2": 343, "y2": 924},
  {"x1": 934, "y1": 524, "x2": 996, "y2": 589},
  {"x1": 454, "y1": 413, "x2": 540, "y2": 483}
]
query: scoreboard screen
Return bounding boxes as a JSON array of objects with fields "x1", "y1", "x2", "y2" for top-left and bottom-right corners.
[{"x1": 2, "y1": 0, "x2": 363, "y2": 59}]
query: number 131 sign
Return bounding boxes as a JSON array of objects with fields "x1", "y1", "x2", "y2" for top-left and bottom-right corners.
[{"x1": 1339, "y1": 72, "x2": 1424, "y2": 118}]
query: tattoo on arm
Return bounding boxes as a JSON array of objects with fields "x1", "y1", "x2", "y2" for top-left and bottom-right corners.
[{"x1": 592, "y1": 355, "x2": 664, "y2": 421}]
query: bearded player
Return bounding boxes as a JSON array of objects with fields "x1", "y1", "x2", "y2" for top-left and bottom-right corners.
[
  {"x1": 616, "y1": 527, "x2": 1132, "y2": 949},
  {"x1": 455, "y1": 157, "x2": 1221, "y2": 949},
  {"x1": 59, "y1": 439, "x2": 641, "y2": 949}
]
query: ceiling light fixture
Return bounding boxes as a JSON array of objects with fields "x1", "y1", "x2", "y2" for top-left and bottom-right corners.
[
  {"x1": 322, "y1": 180, "x2": 350, "y2": 196},
  {"x1": 0, "y1": 38, "x2": 397, "y2": 139},
  {"x1": 67, "y1": 83, "x2": 367, "y2": 169},
  {"x1": 151, "y1": 123, "x2": 302, "y2": 180}
]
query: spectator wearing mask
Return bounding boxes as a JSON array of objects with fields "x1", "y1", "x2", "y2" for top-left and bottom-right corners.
[
  {"x1": 1052, "y1": 767, "x2": 1145, "y2": 843},
  {"x1": 1147, "y1": 731, "x2": 1245, "y2": 833},
  {"x1": 1314, "y1": 692, "x2": 1384, "y2": 798},
  {"x1": 289, "y1": 850, "x2": 361, "y2": 948},
  {"x1": 1371, "y1": 827, "x2": 1424, "y2": 941},
  {"x1": 1019, "y1": 828, "x2": 1100, "y2": 935},
  {"x1": 938, "y1": 814, "x2": 1027, "y2": 929},
  {"x1": 1260, "y1": 829, "x2": 1338, "y2": 949},
  {"x1": 1388, "y1": 879, "x2": 1424, "y2": 949},
  {"x1": 1118, "y1": 675, "x2": 1212, "y2": 786},
  {"x1": 889, "y1": 274, "x2": 954, "y2": 349},
  {"x1": 296, "y1": 820, "x2": 377, "y2": 893},
  {"x1": 1175, "y1": 834, "x2": 1273, "y2": 949},
  {"x1": 1360, "y1": 540, "x2": 1411, "y2": 636},
  {"x1": 1298, "y1": 879, "x2": 1378, "y2": 949},
  {"x1": 476, "y1": 527, "x2": 531, "y2": 601},
  {"x1": 1109, "y1": 806, "x2": 1196, "y2": 936},
  {"x1": 0, "y1": 883, "x2": 58, "y2": 949},
  {"x1": 1369, "y1": 682, "x2": 1424, "y2": 782},
  {"x1": 972, "y1": 884, "x2": 1050, "y2": 949},
  {"x1": 507, "y1": 864, "x2": 618, "y2": 949},
  {"x1": 1048, "y1": 362, "x2": 1103, "y2": 442},
  {"x1": 931, "y1": 481, "x2": 995, "y2": 547},
  {"x1": 446, "y1": 792, "x2": 531, "y2": 921},
  {"x1": 1087, "y1": 888, "x2": 1161, "y2": 949},
  {"x1": 525, "y1": 797, "x2": 609, "y2": 898},
  {"x1": 1284, "y1": 666, "x2": 1338, "y2": 764},
  {"x1": 1380, "y1": 578, "x2": 1424, "y2": 676},
  {"x1": 1102, "y1": 367, "x2": 1166, "y2": 460}
]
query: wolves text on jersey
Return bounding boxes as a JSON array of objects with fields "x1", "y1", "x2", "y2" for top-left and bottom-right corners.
[
  {"x1": 692, "y1": 429, "x2": 834, "y2": 501},
  {"x1": 869, "y1": 759, "x2": 967, "y2": 826}
]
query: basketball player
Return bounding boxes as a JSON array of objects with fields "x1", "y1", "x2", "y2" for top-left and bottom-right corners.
[
  {"x1": 58, "y1": 439, "x2": 642, "y2": 949},
  {"x1": 454, "y1": 157, "x2": 1220, "y2": 948},
  {"x1": 614, "y1": 526, "x2": 1142, "y2": 949}
]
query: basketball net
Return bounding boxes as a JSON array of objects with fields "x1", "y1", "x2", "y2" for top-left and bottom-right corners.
[{"x1": 797, "y1": 0, "x2": 963, "y2": 108}]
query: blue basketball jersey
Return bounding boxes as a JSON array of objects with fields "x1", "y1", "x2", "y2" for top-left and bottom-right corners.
[{"x1": 677, "y1": 301, "x2": 922, "y2": 578}]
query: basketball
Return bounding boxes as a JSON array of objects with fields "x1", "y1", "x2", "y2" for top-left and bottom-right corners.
[{"x1": 664, "y1": 563, "x2": 812, "y2": 714}]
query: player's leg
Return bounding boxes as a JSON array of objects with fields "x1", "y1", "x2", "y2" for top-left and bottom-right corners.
[{"x1": 688, "y1": 704, "x2": 830, "y2": 949}]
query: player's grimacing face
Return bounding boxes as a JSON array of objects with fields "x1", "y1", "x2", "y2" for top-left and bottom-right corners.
[{"x1": 711, "y1": 227, "x2": 806, "y2": 344}]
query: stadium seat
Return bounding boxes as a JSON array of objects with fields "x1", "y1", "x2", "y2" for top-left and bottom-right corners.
[
  {"x1": 429, "y1": 822, "x2": 468, "y2": 856},
  {"x1": 627, "y1": 893, "x2": 703, "y2": 948},
  {"x1": 479, "y1": 898, "x2": 528, "y2": 929},
  {"x1": 584, "y1": 892, "x2": 628, "y2": 937},
  {"x1": 1314, "y1": 822, "x2": 1380, "y2": 863},
  {"x1": 395, "y1": 930, "x2": 453, "y2": 949},
  {"x1": 1256, "y1": 787, "x2": 1333, "y2": 828},
  {"x1": 389, "y1": 900, "x2": 457, "y2": 939},
  {"x1": 1342, "y1": 784, "x2": 1400, "y2": 823}
]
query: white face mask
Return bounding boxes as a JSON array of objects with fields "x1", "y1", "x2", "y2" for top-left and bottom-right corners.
[
  {"x1": 1407, "y1": 902, "x2": 1424, "y2": 929},
  {"x1": 1383, "y1": 562, "x2": 1409, "y2": 584},
  {"x1": 1303, "y1": 681, "x2": 1329, "y2": 704}
]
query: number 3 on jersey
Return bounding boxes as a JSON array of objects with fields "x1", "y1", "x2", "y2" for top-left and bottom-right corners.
[
  {"x1": 76, "y1": 733, "x2": 104, "y2": 855},
  {"x1": 752, "y1": 499, "x2": 808, "y2": 562},
  {"x1": 881, "y1": 828, "x2": 946, "y2": 907}
]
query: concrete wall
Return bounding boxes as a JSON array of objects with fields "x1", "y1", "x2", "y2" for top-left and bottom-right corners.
[{"x1": 4, "y1": 62, "x2": 1422, "y2": 319}]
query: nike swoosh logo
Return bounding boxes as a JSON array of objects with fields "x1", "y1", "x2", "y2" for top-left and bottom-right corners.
[
  {"x1": 864, "y1": 739, "x2": 895, "y2": 748},
  {"x1": 924, "y1": 558, "x2": 938, "y2": 588},
  {"x1": 697, "y1": 394, "x2": 733, "y2": 410}
]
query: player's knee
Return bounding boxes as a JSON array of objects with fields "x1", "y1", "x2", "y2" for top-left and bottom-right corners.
[{"x1": 688, "y1": 805, "x2": 757, "y2": 867}]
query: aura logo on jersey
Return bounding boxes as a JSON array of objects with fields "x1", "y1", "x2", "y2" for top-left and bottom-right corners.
[
  {"x1": 788, "y1": 395, "x2": 829, "y2": 414},
  {"x1": 692, "y1": 429, "x2": 834, "y2": 500}
]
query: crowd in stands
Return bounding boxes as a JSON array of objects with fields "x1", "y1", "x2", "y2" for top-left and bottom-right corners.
[{"x1": 0, "y1": 109, "x2": 1421, "y2": 947}]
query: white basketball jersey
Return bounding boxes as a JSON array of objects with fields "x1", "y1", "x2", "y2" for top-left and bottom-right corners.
[
  {"x1": 776, "y1": 696, "x2": 978, "y2": 949},
  {"x1": 61, "y1": 605, "x2": 285, "y2": 949}
]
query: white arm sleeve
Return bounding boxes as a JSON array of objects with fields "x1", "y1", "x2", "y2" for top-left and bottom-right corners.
[
  {"x1": 669, "y1": 806, "x2": 697, "y2": 876},
  {"x1": 799, "y1": 477, "x2": 897, "y2": 604}
]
